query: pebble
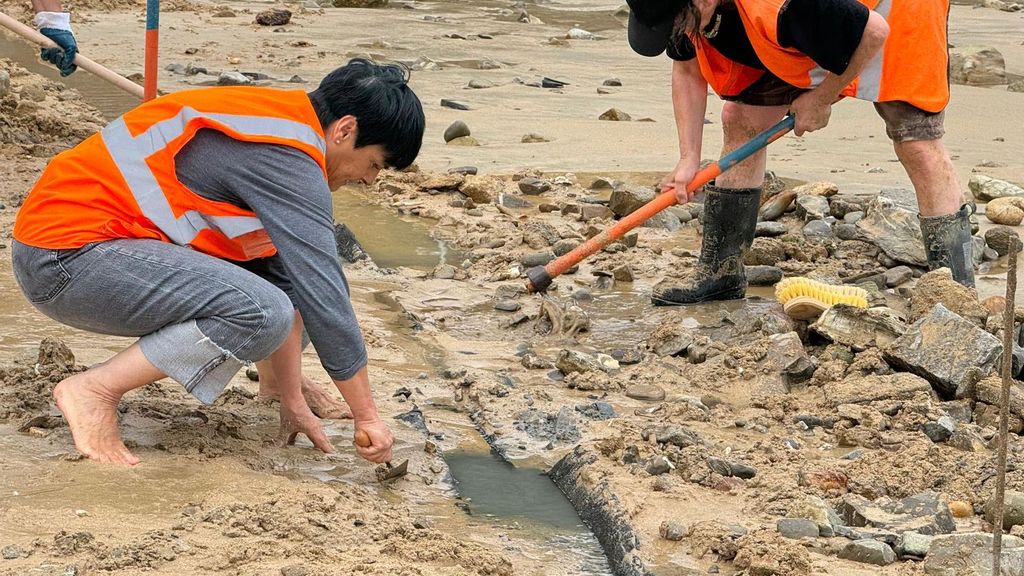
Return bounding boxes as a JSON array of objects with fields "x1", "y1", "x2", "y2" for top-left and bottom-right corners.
[
  {"x1": 646, "y1": 456, "x2": 671, "y2": 476},
  {"x1": 519, "y1": 178, "x2": 552, "y2": 195},
  {"x1": 281, "y1": 566, "x2": 308, "y2": 576},
  {"x1": 598, "y1": 108, "x2": 631, "y2": 121},
  {"x1": 625, "y1": 384, "x2": 665, "y2": 401},
  {"x1": 521, "y1": 251, "x2": 554, "y2": 267},
  {"x1": 754, "y1": 221, "x2": 787, "y2": 237},
  {"x1": 467, "y1": 79, "x2": 495, "y2": 89},
  {"x1": 255, "y1": 7, "x2": 291, "y2": 25},
  {"x1": 883, "y1": 265, "x2": 914, "y2": 287},
  {"x1": 659, "y1": 521, "x2": 686, "y2": 541},
  {"x1": 920, "y1": 415, "x2": 956, "y2": 443},
  {"x1": 245, "y1": 367, "x2": 260, "y2": 381},
  {"x1": 449, "y1": 166, "x2": 478, "y2": 175},
  {"x1": 447, "y1": 136, "x2": 479, "y2": 147},
  {"x1": 440, "y1": 99, "x2": 470, "y2": 110},
  {"x1": 746, "y1": 265, "x2": 783, "y2": 286},
  {"x1": 218, "y1": 71, "x2": 251, "y2": 86},
  {"x1": 602, "y1": 78, "x2": 622, "y2": 86},
  {"x1": 899, "y1": 531, "x2": 933, "y2": 558},
  {"x1": 0, "y1": 71, "x2": 9, "y2": 98},
  {"x1": 521, "y1": 133, "x2": 550, "y2": 143},
  {"x1": 433, "y1": 264, "x2": 456, "y2": 279},
  {"x1": 838, "y1": 539, "x2": 897, "y2": 566},
  {"x1": 494, "y1": 300, "x2": 521, "y2": 312},
  {"x1": 612, "y1": 265, "x2": 634, "y2": 282},
  {"x1": 443, "y1": 120, "x2": 471, "y2": 143},
  {"x1": 777, "y1": 518, "x2": 820, "y2": 539},
  {"x1": 552, "y1": 239, "x2": 580, "y2": 257},
  {"x1": 1, "y1": 545, "x2": 21, "y2": 559},
  {"x1": 802, "y1": 219, "x2": 834, "y2": 240}
]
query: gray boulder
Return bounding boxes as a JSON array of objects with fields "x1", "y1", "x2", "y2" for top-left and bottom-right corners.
[
  {"x1": 950, "y1": 46, "x2": 1007, "y2": 86},
  {"x1": 970, "y1": 175, "x2": 1024, "y2": 202},
  {"x1": 810, "y1": 304, "x2": 907, "y2": 351},
  {"x1": 884, "y1": 304, "x2": 1002, "y2": 399},
  {"x1": 924, "y1": 533, "x2": 1024, "y2": 576},
  {"x1": 609, "y1": 186, "x2": 655, "y2": 217},
  {"x1": 795, "y1": 194, "x2": 830, "y2": 221},
  {"x1": 857, "y1": 188, "x2": 927, "y2": 266},
  {"x1": 838, "y1": 540, "x2": 896, "y2": 566},
  {"x1": 555, "y1": 350, "x2": 604, "y2": 375}
]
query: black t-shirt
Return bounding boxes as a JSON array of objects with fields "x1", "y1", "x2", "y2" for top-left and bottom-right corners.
[{"x1": 667, "y1": 0, "x2": 870, "y2": 76}]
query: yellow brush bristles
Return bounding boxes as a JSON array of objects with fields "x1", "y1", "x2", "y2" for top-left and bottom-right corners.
[{"x1": 774, "y1": 277, "x2": 869, "y2": 309}]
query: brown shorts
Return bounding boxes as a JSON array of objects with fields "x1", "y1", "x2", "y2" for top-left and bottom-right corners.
[{"x1": 721, "y1": 73, "x2": 945, "y2": 142}]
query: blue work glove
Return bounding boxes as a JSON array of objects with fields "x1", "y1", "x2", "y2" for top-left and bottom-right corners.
[{"x1": 35, "y1": 12, "x2": 78, "y2": 77}]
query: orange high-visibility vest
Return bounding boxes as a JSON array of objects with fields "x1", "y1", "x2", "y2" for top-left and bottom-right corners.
[
  {"x1": 696, "y1": 0, "x2": 950, "y2": 113},
  {"x1": 693, "y1": 36, "x2": 766, "y2": 98},
  {"x1": 14, "y1": 87, "x2": 328, "y2": 261}
]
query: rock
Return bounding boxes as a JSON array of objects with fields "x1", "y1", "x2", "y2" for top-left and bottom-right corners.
[
  {"x1": 755, "y1": 221, "x2": 788, "y2": 237},
  {"x1": 950, "y1": 46, "x2": 1007, "y2": 86},
  {"x1": 556, "y1": 349, "x2": 604, "y2": 374},
  {"x1": 467, "y1": 79, "x2": 495, "y2": 89},
  {"x1": 521, "y1": 133, "x2": 549, "y2": 143},
  {"x1": 857, "y1": 188, "x2": 927, "y2": 266},
  {"x1": 0, "y1": 70, "x2": 9, "y2": 98},
  {"x1": 707, "y1": 458, "x2": 757, "y2": 479},
  {"x1": 923, "y1": 533, "x2": 1024, "y2": 576},
  {"x1": 974, "y1": 377, "x2": 1024, "y2": 422},
  {"x1": 788, "y1": 495, "x2": 842, "y2": 537},
  {"x1": 802, "y1": 219, "x2": 833, "y2": 240},
  {"x1": 611, "y1": 265, "x2": 634, "y2": 283},
  {"x1": 659, "y1": 521, "x2": 686, "y2": 541},
  {"x1": 218, "y1": 71, "x2": 251, "y2": 85},
  {"x1": 767, "y1": 331, "x2": 815, "y2": 386},
  {"x1": 519, "y1": 177, "x2": 551, "y2": 195},
  {"x1": 793, "y1": 181, "x2": 839, "y2": 197},
  {"x1": 984, "y1": 490, "x2": 1024, "y2": 529},
  {"x1": 440, "y1": 99, "x2": 470, "y2": 110},
  {"x1": 810, "y1": 304, "x2": 906, "y2": 351},
  {"x1": 580, "y1": 204, "x2": 614, "y2": 220},
  {"x1": 498, "y1": 192, "x2": 531, "y2": 209},
  {"x1": 522, "y1": 221, "x2": 560, "y2": 249},
  {"x1": 646, "y1": 317, "x2": 696, "y2": 356},
  {"x1": 421, "y1": 173, "x2": 464, "y2": 192},
  {"x1": 642, "y1": 211, "x2": 680, "y2": 231},
  {"x1": 759, "y1": 190, "x2": 796, "y2": 221},
  {"x1": 599, "y1": 108, "x2": 631, "y2": 121},
  {"x1": 255, "y1": 8, "x2": 291, "y2": 25},
  {"x1": 447, "y1": 136, "x2": 478, "y2": 147},
  {"x1": 459, "y1": 176, "x2": 494, "y2": 204},
  {"x1": 521, "y1": 251, "x2": 554, "y2": 267},
  {"x1": 948, "y1": 501, "x2": 973, "y2": 518},
  {"x1": 777, "y1": 518, "x2": 820, "y2": 539},
  {"x1": 985, "y1": 226, "x2": 1021, "y2": 256},
  {"x1": 443, "y1": 120, "x2": 471, "y2": 143},
  {"x1": 899, "y1": 532, "x2": 934, "y2": 558},
  {"x1": 746, "y1": 265, "x2": 783, "y2": 286},
  {"x1": 745, "y1": 237, "x2": 787, "y2": 266},
  {"x1": 646, "y1": 455, "x2": 671, "y2": 475},
  {"x1": 333, "y1": 223, "x2": 369, "y2": 262},
  {"x1": 948, "y1": 427, "x2": 987, "y2": 452},
  {"x1": 910, "y1": 268, "x2": 988, "y2": 325},
  {"x1": 970, "y1": 174, "x2": 1024, "y2": 202},
  {"x1": 554, "y1": 407, "x2": 580, "y2": 442},
  {"x1": 625, "y1": 384, "x2": 665, "y2": 401},
  {"x1": 575, "y1": 401, "x2": 616, "y2": 420},
  {"x1": 921, "y1": 415, "x2": 956, "y2": 443},
  {"x1": 522, "y1": 353, "x2": 553, "y2": 370},
  {"x1": 883, "y1": 266, "x2": 913, "y2": 287},
  {"x1": 844, "y1": 211, "x2": 865, "y2": 224},
  {"x1": 838, "y1": 540, "x2": 896, "y2": 566},
  {"x1": 986, "y1": 196, "x2": 1024, "y2": 226},
  {"x1": 609, "y1": 186, "x2": 655, "y2": 217},
  {"x1": 1011, "y1": 79, "x2": 1024, "y2": 92},
  {"x1": 281, "y1": 566, "x2": 308, "y2": 576},
  {"x1": 823, "y1": 373, "x2": 932, "y2": 406},
  {"x1": 795, "y1": 194, "x2": 830, "y2": 221},
  {"x1": 655, "y1": 425, "x2": 702, "y2": 448},
  {"x1": 884, "y1": 304, "x2": 1001, "y2": 399},
  {"x1": 432, "y1": 264, "x2": 456, "y2": 279},
  {"x1": 1, "y1": 545, "x2": 21, "y2": 559},
  {"x1": 494, "y1": 300, "x2": 520, "y2": 312}
]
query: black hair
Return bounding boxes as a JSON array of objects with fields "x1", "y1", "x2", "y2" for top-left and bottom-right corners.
[
  {"x1": 308, "y1": 58, "x2": 425, "y2": 170},
  {"x1": 670, "y1": 0, "x2": 703, "y2": 43}
]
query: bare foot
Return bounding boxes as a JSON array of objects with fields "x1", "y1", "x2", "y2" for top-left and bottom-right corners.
[
  {"x1": 53, "y1": 373, "x2": 140, "y2": 466},
  {"x1": 260, "y1": 375, "x2": 352, "y2": 420}
]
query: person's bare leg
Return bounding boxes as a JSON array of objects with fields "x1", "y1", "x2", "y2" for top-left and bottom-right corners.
[
  {"x1": 52, "y1": 343, "x2": 165, "y2": 465},
  {"x1": 256, "y1": 312, "x2": 351, "y2": 419},
  {"x1": 894, "y1": 138, "x2": 964, "y2": 217},
  {"x1": 715, "y1": 102, "x2": 789, "y2": 189}
]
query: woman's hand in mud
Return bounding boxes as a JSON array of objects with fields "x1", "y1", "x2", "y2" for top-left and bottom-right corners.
[
  {"x1": 353, "y1": 419, "x2": 394, "y2": 464},
  {"x1": 277, "y1": 399, "x2": 335, "y2": 454},
  {"x1": 661, "y1": 158, "x2": 700, "y2": 204}
]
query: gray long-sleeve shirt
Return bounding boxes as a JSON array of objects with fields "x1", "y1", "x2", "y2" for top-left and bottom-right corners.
[{"x1": 174, "y1": 129, "x2": 367, "y2": 381}]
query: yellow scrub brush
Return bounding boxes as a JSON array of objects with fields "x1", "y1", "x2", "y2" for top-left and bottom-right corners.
[{"x1": 774, "y1": 277, "x2": 869, "y2": 321}]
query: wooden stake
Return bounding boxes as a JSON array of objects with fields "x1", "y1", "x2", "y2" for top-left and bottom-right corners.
[{"x1": 994, "y1": 237, "x2": 1021, "y2": 576}]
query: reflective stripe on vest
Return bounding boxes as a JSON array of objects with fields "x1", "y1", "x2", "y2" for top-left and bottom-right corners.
[
  {"x1": 101, "y1": 107, "x2": 327, "y2": 246},
  {"x1": 854, "y1": 0, "x2": 892, "y2": 101}
]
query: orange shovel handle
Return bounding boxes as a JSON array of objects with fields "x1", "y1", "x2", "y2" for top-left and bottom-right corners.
[{"x1": 525, "y1": 115, "x2": 795, "y2": 293}]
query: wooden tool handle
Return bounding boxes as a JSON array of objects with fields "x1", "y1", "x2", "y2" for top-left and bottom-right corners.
[
  {"x1": 354, "y1": 429, "x2": 372, "y2": 448},
  {"x1": 0, "y1": 11, "x2": 144, "y2": 99}
]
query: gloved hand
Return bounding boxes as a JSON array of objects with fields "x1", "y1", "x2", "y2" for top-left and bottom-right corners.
[{"x1": 35, "y1": 12, "x2": 78, "y2": 77}]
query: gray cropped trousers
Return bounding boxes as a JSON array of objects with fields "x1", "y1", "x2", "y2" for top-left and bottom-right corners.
[{"x1": 11, "y1": 238, "x2": 294, "y2": 403}]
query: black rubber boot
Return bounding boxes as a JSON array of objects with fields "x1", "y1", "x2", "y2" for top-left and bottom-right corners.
[
  {"x1": 919, "y1": 203, "x2": 976, "y2": 288},
  {"x1": 652, "y1": 184, "x2": 761, "y2": 305}
]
